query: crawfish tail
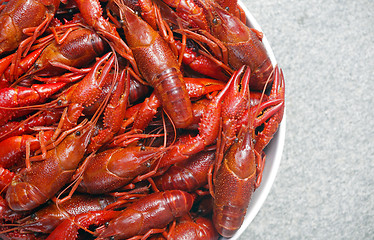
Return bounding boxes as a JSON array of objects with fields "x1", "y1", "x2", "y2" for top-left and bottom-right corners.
[{"x1": 155, "y1": 151, "x2": 215, "y2": 192}]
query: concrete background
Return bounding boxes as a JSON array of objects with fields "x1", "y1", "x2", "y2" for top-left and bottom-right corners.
[{"x1": 238, "y1": 0, "x2": 374, "y2": 239}]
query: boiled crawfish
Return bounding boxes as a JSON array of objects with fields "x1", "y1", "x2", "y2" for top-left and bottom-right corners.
[{"x1": 0, "y1": 0, "x2": 285, "y2": 239}]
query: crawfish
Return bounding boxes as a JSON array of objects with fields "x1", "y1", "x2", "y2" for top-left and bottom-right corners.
[
  {"x1": 5, "y1": 120, "x2": 94, "y2": 211},
  {"x1": 0, "y1": 48, "x2": 44, "y2": 87},
  {"x1": 95, "y1": 190, "x2": 194, "y2": 239},
  {"x1": 200, "y1": 0, "x2": 273, "y2": 90},
  {"x1": 0, "y1": 131, "x2": 54, "y2": 169},
  {"x1": 27, "y1": 26, "x2": 109, "y2": 78},
  {"x1": 77, "y1": 146, "x2": 164, "y2": 194},
  {"x1": 114, "y1": 1, "x2": 193, "y2": 129},
  {"x1": 0, "y1": 0, "x2": 60, "y2": 56},
  {"x1": 0, "y1": 82, "x2": 66, "y2": 126},
  {"x1": 15, "y1": 194, "x2": 116, "y2": 234},
  {"x1": 211, "y1": 71, "x2": 260, "y2": 237},
  {"x1": 45, "y1": 210, "x2": 120, "y2": 240},
  {"x1": 0, "y1": 109, "x2": 63, "y2": 142},
  {"x1": 212, "y1": 118, "x2": 259, "y2": 237}
]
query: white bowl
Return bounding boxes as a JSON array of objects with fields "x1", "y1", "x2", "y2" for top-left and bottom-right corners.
[{"x1": 221, "y1": 2, "x2": 286, "y2": 239}]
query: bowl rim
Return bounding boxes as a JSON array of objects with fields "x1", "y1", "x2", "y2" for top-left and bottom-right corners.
[{"x1": 220, "y1": 1, "x2": 286, "y2": 239}]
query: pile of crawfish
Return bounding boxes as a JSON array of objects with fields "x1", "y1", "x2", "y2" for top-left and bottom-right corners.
[{"x1": 0, "y1": 0, "x2": 285, "y2": 239}]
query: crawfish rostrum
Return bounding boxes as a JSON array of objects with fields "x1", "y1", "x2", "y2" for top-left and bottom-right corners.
[{"x1": 0, "y1": 0, "x2": 284, "y2": 239}]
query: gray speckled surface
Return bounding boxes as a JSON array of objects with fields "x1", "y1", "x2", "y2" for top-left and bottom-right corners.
[{"x1": 238, "y1": 0, "x2": 374, "y2": 239}]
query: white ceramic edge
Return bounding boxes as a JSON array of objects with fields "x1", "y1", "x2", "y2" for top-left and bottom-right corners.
[{"x1": 221, "y1": 2, "x2": 286, "y2": 239}]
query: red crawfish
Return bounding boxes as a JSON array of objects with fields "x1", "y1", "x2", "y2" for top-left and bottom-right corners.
[
  {"x1": 0, "y1": 131, "x2": 54, "y2": 169},
  {"x1": 45, "y1": 210, "x2": 120, "y2": 240},
  {"x1": 0, "y1": 0, "x2": 60, "y2": 56},
  {"x1": 211, "y1": 70, "x2": 261, "y2": 238},
  {"x1": 129, "y1": 0, "x2": 231, "y2": 81},
  {"x1": 200, "y1": 0, "x2": 274, "y2": 90},
  {"x1": 77, "y1": 146, "x2": 165, "y2": 194},
  {"x1": 0, "y1": 48, "x2": 44, "y2": 88},
  {"x1": 213, "y1": 66, "x2": 283, "y2": 191},
  {"x1": 212, "y1": 118, "x2": 260, "y2": 237},
  {"x1": 0, "y1": 82, "x2": 67, "y2": 126},
  {"x1": 15, "y1": 194, "x2": 116, "y2": 234},
  {"x1": 114, "y1": 1, "x2": 193, "y2": 129},
  {"x1": 0, "y1": 109, "x2": 62, "y2": 142},
  {"x1": 27, "y1": 26, "x2": 109, "y2": 78},
  {"x1": 95, "y1": 190, "x2": 194, "y2": 239},
  {"x1": 5, "y1": 120, "x2": 94, "y2": 211}
]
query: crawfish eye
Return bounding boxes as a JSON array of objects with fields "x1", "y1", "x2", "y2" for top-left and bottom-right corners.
[
  {"x1": 34, "y1": 232, "x2": 42, "y2": 237},
  {"x1": 140, "y1": 145, "x2": 146, "y2": 151},
  {"x1": 75, "y1": 131, "x2": 81, "y2": 136},
  {"x1": 212, "y1": 18, "x2": 218, "y2": 25},
  {"x1": 119, "y1": 19, "x2": 125, "y2": 26},
  {"x1": 225, "y1": 6, "x2": 230, "y2": 11},
  {"x1": 110, "y1": 236, "x2": 115, "y2": 240},
  {"x1": 234, "y1": 137, "x2": 239, "y2": 143},
  {"x1": 57, "y1": 99, "x2": 62, "y2": 106},
  {"x1": 105, "y1": 222, "x2": 109, "y2": 227}
]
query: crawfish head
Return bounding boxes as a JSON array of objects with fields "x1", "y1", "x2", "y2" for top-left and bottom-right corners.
[
  {"x1": 5, "y1": 121, "x2": 94, "y2": 212},
  {"x1": 202, "y1": 0, "x2": 249, "y2": 43}
]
